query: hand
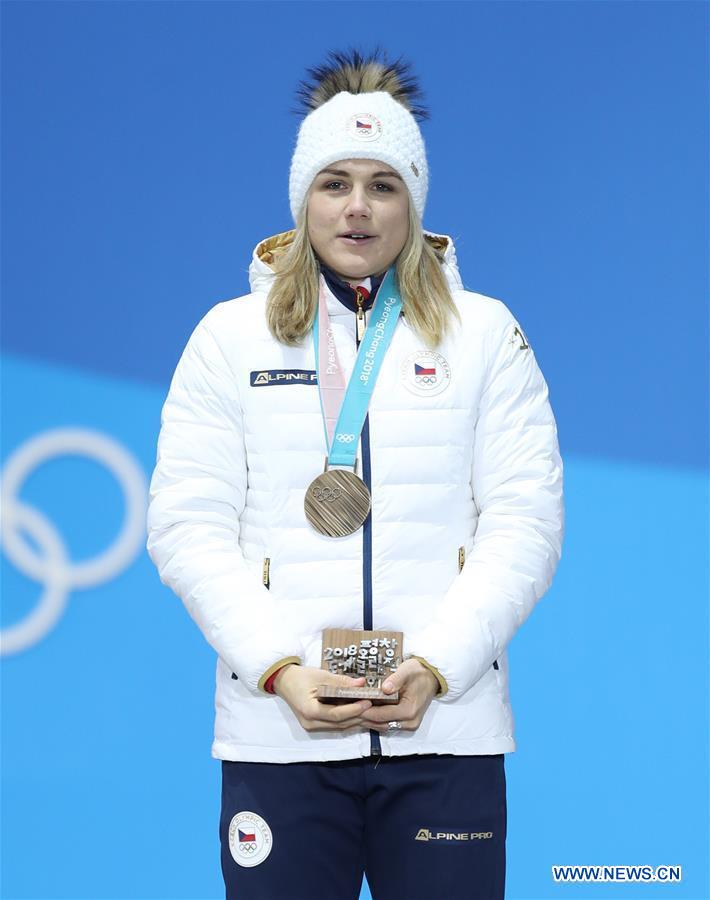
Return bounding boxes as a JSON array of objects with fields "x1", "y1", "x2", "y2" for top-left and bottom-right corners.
[
  {"x1": 359, "y1": 658, "x2": 439, "y2": 733},
  {"x1": 273, "y1": 665, "x2": 373, "y2": 733}
]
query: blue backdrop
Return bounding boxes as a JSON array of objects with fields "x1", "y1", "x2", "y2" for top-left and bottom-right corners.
[{"x1": 2, "y1": 2, "x2": 707, "y2": 899}]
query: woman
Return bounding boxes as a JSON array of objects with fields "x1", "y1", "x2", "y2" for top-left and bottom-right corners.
[{"x1": 147, "y1": 48, "x2": 564, "y2": 900}]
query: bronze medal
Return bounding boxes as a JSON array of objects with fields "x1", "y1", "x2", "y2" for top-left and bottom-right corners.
[
  {"x1": 308, "y1": 268, "x2": 401, "y2": 538},
  {"x1": 304, "y1": 467, "x2": 371, "y2": 537}
]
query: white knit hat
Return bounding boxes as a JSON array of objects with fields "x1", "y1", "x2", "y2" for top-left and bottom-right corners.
[{"x1": 289, "y1": 89, "x2": 428, "y2": 225}]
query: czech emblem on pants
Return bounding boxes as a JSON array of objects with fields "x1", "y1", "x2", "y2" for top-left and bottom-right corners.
[{"x1": 228, "y1": 811, "x2": 273, "y2": 867}]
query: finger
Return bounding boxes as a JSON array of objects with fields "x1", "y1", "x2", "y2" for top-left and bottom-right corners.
[
  {"x1": 304, "y1": 700, "x2": 372, "y2": 723},
  {"x1": 320, "y1": 674, "x2": 367, "y2": 687},
  {"x1": 367, "y1": 718, "x2": 416, "y2": 733},
  {"x1": 360, "y1": 701, "x2": 414, "y2": 724},
  {"x1": 314, "y1": 699, "x2": 372, "y2": 723},
  {"x1": 303, "y1": 715, "x2": 373, "y2": 732},
  {"x1": 310, "y1": 675, "x2": 367, "y2": 701},
  {"x1": 380, "y1": 660, "x2": 413, "y2": 695}
]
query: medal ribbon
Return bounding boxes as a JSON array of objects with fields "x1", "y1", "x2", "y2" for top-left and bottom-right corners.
[{"x1": 313, "y1": 266, "x2": 402, "y2": 468}]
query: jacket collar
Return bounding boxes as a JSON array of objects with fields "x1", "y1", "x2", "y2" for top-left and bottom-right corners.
[
  {"x1": 248, "y1": 229, "x2": 464, "y2": 317},
  {"x1": 318, "y1": 261, "x2": 385, "y2": 313}
]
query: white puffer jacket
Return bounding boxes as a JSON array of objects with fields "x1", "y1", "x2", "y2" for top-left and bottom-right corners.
[{"x1": 146, "y1": 229, "x2": 564, "y2": 763}]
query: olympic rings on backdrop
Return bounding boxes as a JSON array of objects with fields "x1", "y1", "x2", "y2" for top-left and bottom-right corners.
[{"x1": 1, "y1": 428, "x2": 147, "y2": 655}]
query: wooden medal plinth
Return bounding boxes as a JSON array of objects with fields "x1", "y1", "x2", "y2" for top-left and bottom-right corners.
[{"x1": 316, "y1": 628, "x2": 403, "y2": 705}]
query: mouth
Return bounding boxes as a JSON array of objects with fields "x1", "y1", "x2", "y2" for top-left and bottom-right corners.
[{"x1": 339, "y1": 232, "x2": 377, "y2": 246}]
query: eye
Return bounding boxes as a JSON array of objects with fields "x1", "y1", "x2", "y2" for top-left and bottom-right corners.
[{"x1": 322, "y1": 181, "x2": 394, "y2": 192}]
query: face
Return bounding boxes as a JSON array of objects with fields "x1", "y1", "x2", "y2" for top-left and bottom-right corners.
[{"x1": 306, "y1": 158, "x2": 410, "y2": 283}]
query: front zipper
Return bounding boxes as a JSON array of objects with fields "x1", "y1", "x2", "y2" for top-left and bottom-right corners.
[
  {"x1": 355, "y1": 299, "x2": 381, "y2": 757},
  {"x1": 231, "y1": 557, "x2": 271, "y2": 680},
  {"x1": 459, "y1": 545, "x2": 499, "y2": 671}
]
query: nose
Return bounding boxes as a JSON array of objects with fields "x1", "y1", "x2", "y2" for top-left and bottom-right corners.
[{"x1": 343, "y1": 184, "x2": 371, "y2": 218}]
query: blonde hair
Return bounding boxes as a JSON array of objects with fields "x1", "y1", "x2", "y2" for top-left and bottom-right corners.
[{"x1": 264, "y1": 194, "x2": 461, "y2": 349}]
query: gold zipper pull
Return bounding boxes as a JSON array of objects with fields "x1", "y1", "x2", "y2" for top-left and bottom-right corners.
[
  {"x1": 262, "y1": 557, "x2": 271, "y2": 589},
  {"x1": 458, "y1": 546, "x2": 465, "y2": 573},
  {"x1": 357, "y1": 309, "x2": 366, "y2": 343},
  {"x1": 355, "y1": 288, "x2": 366, "y2": 343}
]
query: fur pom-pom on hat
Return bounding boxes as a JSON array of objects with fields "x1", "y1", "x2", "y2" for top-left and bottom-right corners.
[
  {"x1": 292, "y1": 47, "x2": 430, "y2": 122},
  {"x1": 288, "y1": 47, "x2": 430, "y2": 224}
]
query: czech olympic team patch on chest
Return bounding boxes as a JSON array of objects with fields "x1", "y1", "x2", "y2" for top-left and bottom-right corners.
[
  {"x1": 250, "y1": 369, "x2": 317, "y2": 387},
  {"x1": 400, "y1": 350, "x2": 451, "y2": 396},
  {"x1": 228, "y1": 811, "x2": 273, "y2": 867}
]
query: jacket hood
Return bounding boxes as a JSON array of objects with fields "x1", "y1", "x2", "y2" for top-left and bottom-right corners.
[{"x1": 248, "y1": 229, "x2": 465, "y2": 296}]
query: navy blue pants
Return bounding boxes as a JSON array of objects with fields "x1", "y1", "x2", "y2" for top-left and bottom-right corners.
[{"x1": 219, "y1": 753, "x2": 506, "y2": 900}]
